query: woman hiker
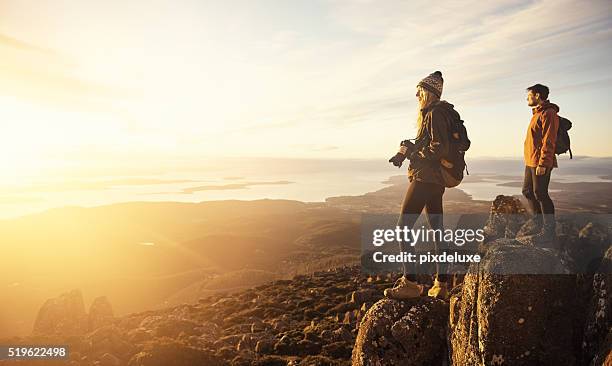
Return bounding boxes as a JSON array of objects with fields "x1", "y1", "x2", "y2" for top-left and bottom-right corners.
[{"x1": 384, "y1": 71, "x2": 460, "y2": 301}]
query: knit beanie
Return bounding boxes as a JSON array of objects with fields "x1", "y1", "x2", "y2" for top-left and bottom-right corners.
[{"x1": 417, "y1": 71, "x2": 443, "y2": 98}]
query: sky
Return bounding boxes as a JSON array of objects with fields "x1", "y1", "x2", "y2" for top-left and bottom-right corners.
[{"x1": 0, "y1": 0, "x2": 611, "y2": 182}]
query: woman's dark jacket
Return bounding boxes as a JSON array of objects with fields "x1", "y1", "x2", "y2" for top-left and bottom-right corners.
[{"x1": 407, "y1": 100, "x2": 458, "y2": 186}]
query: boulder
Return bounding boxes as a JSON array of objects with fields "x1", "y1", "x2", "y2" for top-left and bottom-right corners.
[
  {"x1": 351, "y1": 297, "x2": 448, "y2": 366},
  {"x1": 582, "y1": 245, "x2": 612, "y2": 365},
  {"x1": 273, "y1": 334, "x2": 321, "y2": 356},
  {"x1": 273, "y1": 334, "x2": 297, "y2": 355},
  {"x1": 89, "y1": 296, "x2": 114, "y2": 331},
  {"x1": 450, "y1": 239, "x2": 578, "y2": 366},
  {"x1": 255, "y1": 338, "x2": 275, "y2": 354},
  {"x1": 481, "y1": 195, "x2": 528, "y2": 245},
  {"x1": 138, "y1": 314, "x2": 201, "y2": 338},
  {"x1": 350, "y1": 289, "x2": 378, "y2": 305},
  {"x1": 85, "y1": 325, "x2": 133, "y2": 359},
  {"x1": 564, "y1": 220, "x2": 610, "y2": 273},
  {"x1": 32, "y1": 289, "x2": 88, "y2": 336},
  {"x1": 231, "y1": 354, "x2": 255, "y2": 366}
]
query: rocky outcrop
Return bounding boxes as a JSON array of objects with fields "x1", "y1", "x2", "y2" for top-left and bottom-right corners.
[
  {"x1": 481, "y1": 195, "x2": 528, "y2": 244},
  {"x1": 32, "y1": 289, "x2": 88, "y2": 336},
  {"x1": 449, "y1": 195, "x2": 611, "y2": 366},
  {"x1": 562, "y1": 219, "x2": 611, "y2": 273},
  {"x1": 351, "y1": 297, "x2": 448, "y2": 366},
  {"x1": 89, "y1": 296, "x2": 115, "y2": 331},
  {"x1": 450, "y1": 240, "x2": 577, "y2": 365},
  {"x1": 32, "y1": 290, "x2": 117, "y2": 338},
  {"x1": 351, "y1": 195, "x2": 611, "y2": 365},
  {"x1": 583, "y1": 246, "x2": 612, "y2": 365}
]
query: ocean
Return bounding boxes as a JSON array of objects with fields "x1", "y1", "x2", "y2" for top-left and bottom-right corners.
[{"x1": 0, "y1": 156, "x2": 610, "y2": 219}]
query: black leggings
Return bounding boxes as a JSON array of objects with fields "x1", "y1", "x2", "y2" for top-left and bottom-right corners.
[
  {"x1": 522, "y1": 166, "x2": 555, "y2": 221},
  {"x1": 397, "y1": 180, "x2": 448, "y2": 282}
]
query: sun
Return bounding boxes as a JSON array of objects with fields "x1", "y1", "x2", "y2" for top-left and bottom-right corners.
[{"x1": 0, "y1": 96, "x2": 69, "y2": 184}]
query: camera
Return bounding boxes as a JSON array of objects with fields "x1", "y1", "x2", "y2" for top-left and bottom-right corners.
[{"x1": 388, "y1": 139, "x2": 416, "y2": 167}]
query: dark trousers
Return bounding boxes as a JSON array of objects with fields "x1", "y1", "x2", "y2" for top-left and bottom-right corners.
[
  {"x1": 522, "y1": 166, "x2": 555, "y2": 226},
  {"x1": 397, "y1": 180, "x2": 448, "y2": 282}
]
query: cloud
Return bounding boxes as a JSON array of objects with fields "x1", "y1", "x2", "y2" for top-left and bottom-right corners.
[
  {"x1": 219, "y1": 0, "x2": 611, "y2": 159},
  {"x1": 309, "y1": 0, "x2": 612, "y2": 108},
  {"x1": 0, "y1": 195, "x2": 43, "y2": 204},
  {"x1": 1, "y1": 0, "x2": 610, "y2": 160},
  {"x1": 3, "y1": 178, "x2": 200, "y2": 193},
  {"x1": 0, "y1": 33, "x2": 55, "y2": 54},
  {"x1": 0, "y1": 32, "x2": 126, "y2": 112},
  {"x1": 290, "y1": 144, "x2": 339, "y2": 152}
]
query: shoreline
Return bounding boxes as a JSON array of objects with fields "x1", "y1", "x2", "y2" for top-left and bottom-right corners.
[{"x1": 2, "y1": 165, "x2": 612, "y2": 221}]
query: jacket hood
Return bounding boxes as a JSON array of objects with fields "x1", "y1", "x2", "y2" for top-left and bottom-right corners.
[{"x1": 534, "y1": 101, "x2": 560, "y2": 114}]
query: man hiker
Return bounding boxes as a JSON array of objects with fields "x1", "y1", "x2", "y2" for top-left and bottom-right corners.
[
  {"x1": 384, "y1": 71, "x2": 458, "y2": 300},
  {"x1": 522, "y1": 83, "x2": 559, "y2": 244}
]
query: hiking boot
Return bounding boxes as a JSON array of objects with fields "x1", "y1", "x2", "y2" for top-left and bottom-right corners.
[
  {"x1": 384, "y1": 276, "x2": 422, "y2": 299},
  {"x1": 427, "y1": 279, "x2": 449, "y2": 300}
]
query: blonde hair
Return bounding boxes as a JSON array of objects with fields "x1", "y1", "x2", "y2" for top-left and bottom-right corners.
[{"x1": 416, "y1": 86, "x2": 440, "y2": 134}]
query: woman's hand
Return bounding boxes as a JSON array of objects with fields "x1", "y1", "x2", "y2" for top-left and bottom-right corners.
[{"x1": 399, "y1": 146, "x2": 409, "y2": 155}]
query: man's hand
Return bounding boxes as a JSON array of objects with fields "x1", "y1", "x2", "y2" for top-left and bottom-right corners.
[
  {"x1": 399, "y1": 146, "x2": 408, "y2": 155},
  {"x1": 536, "y1": 166, "x2": 547, "y2": 176}
]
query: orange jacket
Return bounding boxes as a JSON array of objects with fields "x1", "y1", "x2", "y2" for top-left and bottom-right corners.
[{"x1": 524, "y1": 101, "x2": 559, "y2": 168}]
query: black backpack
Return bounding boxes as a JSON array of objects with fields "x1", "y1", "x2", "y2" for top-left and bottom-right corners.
[
  {"x1": 440, "y1": 111, "x2": 470, "y2": 188},
  {"x1": 556, "y1": 116, "x2": 572, "y2": 158}
]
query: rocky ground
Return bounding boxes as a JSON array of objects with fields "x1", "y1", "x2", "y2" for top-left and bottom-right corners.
[
  {"x1": 0, "y1": 266, "x2": 409, "y2": 366},
  {"x1": 1, "y1": 196, "x2": 610, "y2": 366}
]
